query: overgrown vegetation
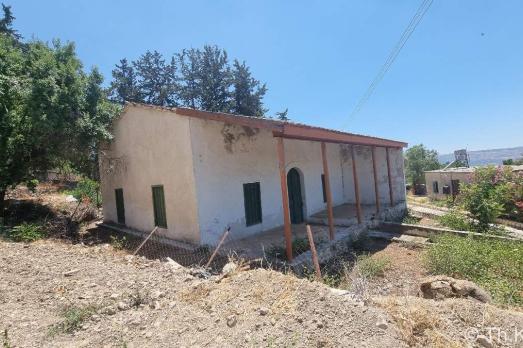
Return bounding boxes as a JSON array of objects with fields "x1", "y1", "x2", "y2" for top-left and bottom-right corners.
[
  {"x1": 6, "y1": 222, "x2": 46, "y2": 242},
  {"x1": 71, "y1": 178, "x2": 102, "y2": 207},
  {"x1": 0, "y1": 4, "x2": 119, "y2": 219},
  {"x1": 437, "y1": 210, "x2": 471, "y2": 231},
  {"x1": 354, "y1": 254, "x2": 390, "y2": 278},
  {"x1": 401, "y1": 212, "x2": 421, "y2": 225},
  {"x1": 459, "y1": 166, "x2": 523, "y2": 230},
  {"x1": 424, "y1": 234, "x2": 523, "y2": 305},
  {"x1": 266, "y1": 237, "x2": 311, "y2": 260},
  {"x1": 49, "y1": 305, "x2": 98, "y2": 335}
]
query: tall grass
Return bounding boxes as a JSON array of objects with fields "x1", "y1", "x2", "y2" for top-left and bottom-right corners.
[{"x1": 424, "y1": 234, "x2": 523, "y2": 305}]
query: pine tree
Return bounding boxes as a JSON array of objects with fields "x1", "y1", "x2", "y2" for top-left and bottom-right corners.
[
  {"x1": 177, "y1": 48, "x2": 202, "y2": 109},
  {"x1": 0, "y1": 3, "x2": 21, "y2": 40},
  {"x1": 231, "y1": 60, "x2": 267, "y2": 117},
  {"x1": 133, "y1": 50, "x2": 178, "y2": 106},
  {"x1": 109, "y1": 58, "x2": 140, "y2": 103},
  {"x1": 276, "y1": 108, "x2": 289, "y2": 121},
  {"x1": 198, "y1": 45, "x2": 232, "y2": 112}
]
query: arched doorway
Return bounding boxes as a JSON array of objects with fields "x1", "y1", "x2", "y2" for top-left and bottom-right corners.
[{"x1": 287, "y1": 168, "x2": 304, "y2": 224}]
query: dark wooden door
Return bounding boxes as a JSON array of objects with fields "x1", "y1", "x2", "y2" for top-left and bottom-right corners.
[{"x1": 287, "y1": 168, "x2": 304, "y2": 224}]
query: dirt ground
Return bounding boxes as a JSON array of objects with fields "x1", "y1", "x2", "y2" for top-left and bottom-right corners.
[
  {"x1": 2, "y1": 185, "x2": 523, "y2": 347},
  {"x1": 1, "y1": 239, "x2": 523, "y2": 348},
  {"x1": 0, "y1": 239, "x2": 407, "y2": 348}
]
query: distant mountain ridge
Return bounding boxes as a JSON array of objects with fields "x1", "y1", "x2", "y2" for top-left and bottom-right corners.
[{"x1": 438, "y1": 146, "x2": 523, "y2": 166}]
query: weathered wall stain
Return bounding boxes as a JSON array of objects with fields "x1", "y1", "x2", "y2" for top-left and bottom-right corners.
[{"x1": 221, "y1": 124, "x2": 260, "y2": 153}]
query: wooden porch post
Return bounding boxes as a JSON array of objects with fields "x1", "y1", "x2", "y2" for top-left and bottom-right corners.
[
  {"x1": 321, "y1": 142, "x2": 335, "y2": 240},
  {"x1": 386, "y1": 147, "x2": 394, "y2": 206},
  {"x1": 371, "y1": 146, "x2": 380, "y2": 213},
  {"x1": 350, "y1": 145, "x2": 362, "y2": 224},
  {"x1": 276, "y1": 137, "x2": 293, "y2": 261}
]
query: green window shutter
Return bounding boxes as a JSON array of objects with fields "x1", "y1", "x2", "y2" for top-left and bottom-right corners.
[
  {"x1": 115, "y1": 188, "x2": 125, "y2": 224},
  {"x1": 321, "y1": 174, "x2": 327, "y2": 203},
  {"x1": 243, "y1": 182, "x2": 262, "y2": 226},
  {"x1": 152, "y1": 185, "x2": 167, "y2": 228}
]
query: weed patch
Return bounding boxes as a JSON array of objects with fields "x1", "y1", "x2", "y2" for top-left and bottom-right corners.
[
  {"x1": 49, "y1": 305, "x2": 98, "y2": 335},
  {"x1": 401, "y1": 213, "x2": 421, "y2": 225},
  {"x1": 266, "y1": 237, "x2": 311, "y2": 260},
  {"x1": 424, "y1": 234, "x2": 523, "y2": 305},
  {"x1": 354, "y1": 254, "x2": 390, "y2": 278},
  {"x1": 7, "y1": 222, "x2": 46, "y2": 242}
]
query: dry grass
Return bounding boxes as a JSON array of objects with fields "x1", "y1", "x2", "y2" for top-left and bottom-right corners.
[
  {"x1": 178, "y1": 283, "x2": 212, "y2": 304},
  {"x1": 375, "y1": 297, "x2": 462, "y2": 347}
]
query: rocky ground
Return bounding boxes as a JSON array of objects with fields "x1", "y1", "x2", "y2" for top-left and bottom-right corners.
[{"x1": 1, "y1": 239, "x2": 523, "y2": 348}]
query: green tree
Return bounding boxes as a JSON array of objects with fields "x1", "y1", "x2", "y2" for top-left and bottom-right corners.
[
  {"x1": 0, "y1": 7, "x2": 119, "y2": 218},
  {"x1": 503, "y1": 158, "x2": 523, "y2": 165},
  {"x1": 0, "y1": 3, "x2": 20, "y2": 40},
  {"x1": 231, "y1": 60, "x2": 267, "y2": 117},
  {"x1": 198, "y1": 45, "x2": 232, "y2": 112},
  {"x1": 74, "y1": 67, "x2": 121, "y2": 180},
  {"x1": 459, "y1": 166, "x2": 515, "y2": 231},
  {"x1": 404, "y1": 144, "x2": 440, "y2": 185},
  {"x1": 177, "y1": 48, "x2": 202, "y2": 109},
  {"x1": 276, "y1": 108, "x2": 289, "y2": 121},
  {"x1": 133, "y1": 50, "x2": 178, "y2": 106},
  {"x1": 109, "y1": 58, "x2": 140, "y2": 103}
]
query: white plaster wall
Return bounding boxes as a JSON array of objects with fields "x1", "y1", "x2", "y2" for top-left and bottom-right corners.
[
  {"x1": 100, "y1": 106, "x2": 200, "y2": 243},
  {"x1": 188, "y1": 118, "x2": 346, "y2": 245},
  {"x1": 340, "y1": 145, "x2": 406, "y2": 206},
  {"x1": 425, "y1": 171, "x2": 470, "y2": 199},
  {"x1": 389, "y1": 148, "x2": 407, "y2": 203}
]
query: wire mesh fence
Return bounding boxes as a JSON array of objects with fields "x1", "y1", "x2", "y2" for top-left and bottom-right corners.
[{"x1": 94, "y1": 221, "x2": 394, "y2": 299}]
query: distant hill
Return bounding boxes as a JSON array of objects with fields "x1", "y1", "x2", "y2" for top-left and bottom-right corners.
[{"x1": 438, "y1": 146, "x2": 523, "y2": 166}]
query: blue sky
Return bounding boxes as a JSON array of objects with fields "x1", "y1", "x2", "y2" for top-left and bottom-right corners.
[{"x1": 8, "y1": 0, "x2": 523, "y2": 154}]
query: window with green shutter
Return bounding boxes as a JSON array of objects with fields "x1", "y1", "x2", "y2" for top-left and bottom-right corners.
[
  {"x1": 115, "y1": 188, "x2": 125, "y2": 224},
  {"x1": 152, "y1": 185, "x2": 167, "y2": 228},
  {"x1": 243, "y1": 182, "x2": 262, "y2": 226}
]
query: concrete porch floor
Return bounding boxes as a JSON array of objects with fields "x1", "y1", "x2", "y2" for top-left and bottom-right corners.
[
  {"x1": 222, "y1": 203, "x2": 396, "y2": 259},
  {"x1": 222, "y1": 223, "x2": 335, "y2": 259},
  {"x1": 309, "y1": 202, "x2": 392, "y2": 226}
]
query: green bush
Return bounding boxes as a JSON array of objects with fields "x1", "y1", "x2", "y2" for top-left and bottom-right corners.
[
  {"x1": 72, "y1": 178, "x2": 101, "y2": 207},
  {"x1": 9, "y1": 223, "x2": 46, "y2": 242},
  {"x1": 459, "y1": 166, "x2": 522, "y2": 232},
  {"x1": 354, "y1": 254, "x2": 390, "y2": 278},
  {"x1": 26, "y1": 179, "x2": 39, "y2": 193},
  {"x1": 424, "y1": 234, "x2": 523, "y2": 305},
  {"x1": 437, "y1": 210, "x2": 471, "y2": 231}
]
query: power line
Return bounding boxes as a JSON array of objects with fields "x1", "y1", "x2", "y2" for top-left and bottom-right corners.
[{"x1": 346, "y1": 0, "x2": 433, "y2": 123}]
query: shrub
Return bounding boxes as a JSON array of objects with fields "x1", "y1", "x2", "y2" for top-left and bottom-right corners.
[
  {"x1": 110, "y1": 235, "x2": 127, "y2": 250},
  {"x1": 424, "y1": 234, "x2": 523, "y2": 305},
  {"x1": 437, "y1": 210, "x2": 471, "y2": 231},
  {"x1": 26, "y1": 179, "x2": 39, "y2": 193},
  {"x1": 460, "y1": 166, "x2": 523, "y2": 231},
  {"x1": 354, "y1": 254, "x2": 390, "y2": 278},
  {"x1": 72, "y1": 178, "x2": 101, "y2": 207},
  {"x1": 9, "y1": 223, "x2": 46, "y2": 242}
]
